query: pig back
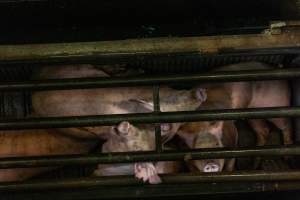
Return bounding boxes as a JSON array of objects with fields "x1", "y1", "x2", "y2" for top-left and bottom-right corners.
[
  {"x1": 202, "y1": 62, "x2": 274, "y2": 109},
  {"x1": 32, "y1": 64, "x2": 153, "y2": 116},
  {"x1": 0, "y1": 129, "x2": 97, "y2": 182}
]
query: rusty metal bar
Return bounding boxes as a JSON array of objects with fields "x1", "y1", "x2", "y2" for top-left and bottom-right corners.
[
  {"x1": 0, "y1": 33, "x2": 299, "y2": 64},
  {"x1": 0, "y1": 106, "x2": 299, "y2": 130},
  {"x1": 153, "y1": 86, "x2": 162, "y2": 153},
  {"x1": 1, "y1": 68, "x2": 300, "y2": 91},
  {"x1": 1, "y1": 170, "x2": 300, "y2": 191},
  {"x1": 0, "y1": 145, "x2": 299, "y2": 169}
]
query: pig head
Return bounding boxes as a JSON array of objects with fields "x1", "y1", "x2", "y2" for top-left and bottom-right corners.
[
  {"x1": 94, "y1": 121, "x2": 181, "y2": 184},
  {"x1": 94, "y1": 121, "x2": 161, "y2": 184},
  {"x1": 177, "y1": 120, "x2": 238, "y2": 172}
]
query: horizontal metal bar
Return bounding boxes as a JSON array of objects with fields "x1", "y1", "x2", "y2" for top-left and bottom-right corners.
[
  {"x1": 0, "y1": 106, "x2": 299, "y2": 130},
  {"x1": 1, "y1": 68, "x2": 300, "y2": 91},
  {"x1": 1, "y1": 170, "x2": 300, "y2": 191},
  {"x1": 0, "y1": 32, "x2": 299, "y2": 64},
  {"x1": 0, "y1": 145, "x2": 299, "y2": 169},
  {"x1": 4, "y1": 182, "x2": 300, "y2": 200}
]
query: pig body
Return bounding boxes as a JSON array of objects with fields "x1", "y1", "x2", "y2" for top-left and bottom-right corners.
[
  {"x1": 32, "y1": 65, "x2": 195, "y2": 183},
  {"x1": 32, "y1": 64, "x2": 206, "y2": 140},
  {"x1": 0, "y1": 129, "x2": 97, "y2": 182},
  {"x1": 201, "y1": 62, "x2": 292, "y2": 146}
]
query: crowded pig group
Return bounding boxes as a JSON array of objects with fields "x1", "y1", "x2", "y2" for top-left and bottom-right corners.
[{"x1": 0, "y1": 62, "x2": 293, "y2": 183}]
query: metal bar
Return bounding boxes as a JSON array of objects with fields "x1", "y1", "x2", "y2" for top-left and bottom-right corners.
[
  {"x1": 0, "y1": 106, "x2": 299, "y2": 130},
  {"x1": 153, "y1": 86, "x2": 162, "y2": 153},
  {"x1": 3, "y1": 181, "x2": 300, "y2": 200},
  {"x1": 0, "y1": 145, "x2": 299, "y2": 168},
  {"x1": 1, "y1": 68, "x2": 300, "y2": 91},
  {"x1": 0, "y1": 33, "x2": 299, "y2": 64},
  {"x1": 1, "y1": 170, "x2": 300, "y2": 191},
  {"x1": 1, "y1": 181, "x2": 300, "y2": 200}
]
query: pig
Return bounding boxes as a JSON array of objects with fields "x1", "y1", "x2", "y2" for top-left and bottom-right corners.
[
  {"x1": 93, "y1": 121, "x2": 181, "y2": 184},
  {"x1": 199, "y1": 62, "x2": 292, "y2": 146},
  {"x1": 177, "y1": 118, "x2": 238, "y2": 172},
  {"x1": 31, "y1": 64, "x2": 207, "y2": 140},
  {"x1": 0, "y1": 128, "x2": 97, "y2": 182},
  {"x1": 31, "y1": 64, "x2": 204, "y2": 183}
]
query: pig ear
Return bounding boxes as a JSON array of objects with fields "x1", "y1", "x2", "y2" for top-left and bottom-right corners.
[
  {"x1": 117, "y1": 121, "x2": 131, "y2": 134},
  {"x1": 210, "y1": 121, "x2": 224, "y2": 140},
  {"x1": 129, "y1": 99, "x2": 154, "y2": 112},
  {"x1": 195, "y1": 88, "x2": 207, "y2": 103}
]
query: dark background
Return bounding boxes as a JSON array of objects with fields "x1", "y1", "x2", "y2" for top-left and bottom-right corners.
[{"x1": 0, "y1": 0, "x2": 298, "y2": 44}]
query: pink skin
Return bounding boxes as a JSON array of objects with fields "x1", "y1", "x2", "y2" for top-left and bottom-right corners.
[
  {"x1": 31, "y1": 65, "x2": 206, "y2": 183},
  {"x1": 201, "y1": 62, "x2": 292, "y2": 146},
  {"x1": 0, "y1": 129, "x2": 97, "y2": 182},
  {"x1": 94, "y1": 121, "x2": 181, "y2": 184},
  {"x1": 134, "y1": 163, "x2": 161, "y2": 184},
  {"x1": 96, "y1": 122, "x2": 160, "y2": 184},
  {"x1": 32, "y1": 65, "x2": 207, "y2": 140}
]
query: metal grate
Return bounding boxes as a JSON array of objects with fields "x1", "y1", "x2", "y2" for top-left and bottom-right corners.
[{"x1": 0, "y1": 31, "x2": 300, "y2": 199}]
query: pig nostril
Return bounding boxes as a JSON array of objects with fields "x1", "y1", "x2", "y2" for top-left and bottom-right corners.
[
  {"x1": 204, "y1": 163, "x2": 219, "y2": 173},
  {"x1": 211, "y1": 164, "x2": 219, "y2": 172},
  {"x1": 204, "y1": 166, "x2": 211, "y2": 172}
]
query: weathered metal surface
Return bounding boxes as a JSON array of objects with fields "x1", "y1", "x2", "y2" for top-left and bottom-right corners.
[{"x1": 0, "y1": 32, "x2": 299, "y2": 64}]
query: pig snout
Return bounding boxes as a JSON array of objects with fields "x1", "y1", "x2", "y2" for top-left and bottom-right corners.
[
  {"x1": 203, "y1": 163, "x2": 220, "y2": 173},
  {"x1": 192, "y1": 160, "x2": 224, "y2": 173}
]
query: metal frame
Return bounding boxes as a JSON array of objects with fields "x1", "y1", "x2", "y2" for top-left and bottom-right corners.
[
  {"x1": 0, "y1": 32, "x2": 299, "y2": 64},
  {"x1": 0, "y1": 30, "x2": 300, "y2": 198}
]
